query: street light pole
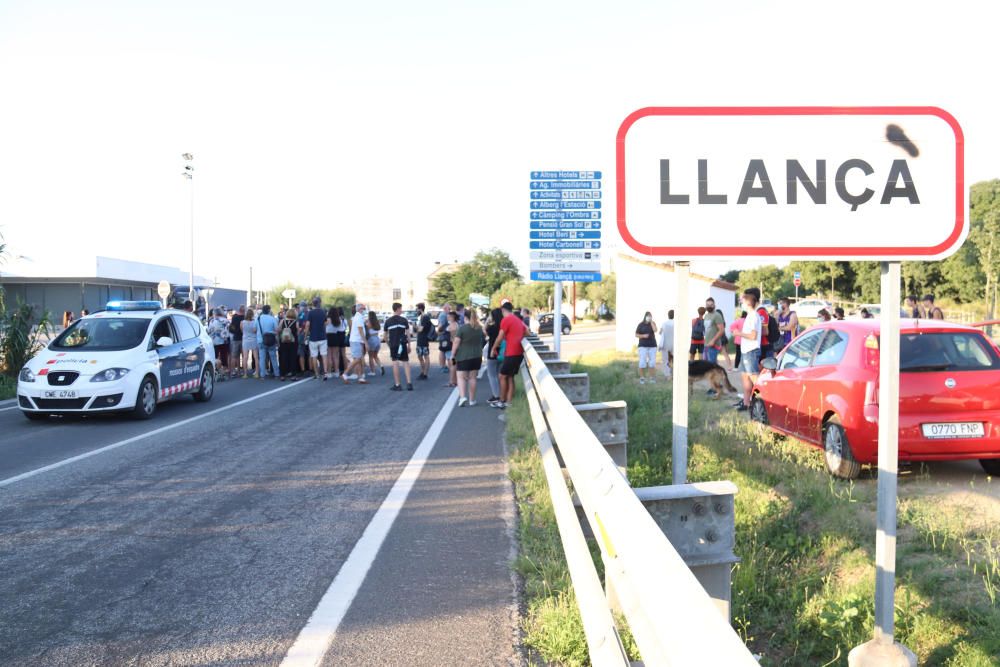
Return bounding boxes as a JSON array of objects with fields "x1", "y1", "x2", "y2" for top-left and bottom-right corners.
[{"x1": 182, "y1": 153, "x2": 195, "y2": 305}]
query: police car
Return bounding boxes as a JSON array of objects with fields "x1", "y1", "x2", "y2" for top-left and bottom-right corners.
[{"x1": 17, "y1": 301, "x2": 216, "y2": 420}]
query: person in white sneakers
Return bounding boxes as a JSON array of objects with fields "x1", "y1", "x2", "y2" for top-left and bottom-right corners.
[{"x1": 342, "y1": 303, "x2": 370, "y2": 385}]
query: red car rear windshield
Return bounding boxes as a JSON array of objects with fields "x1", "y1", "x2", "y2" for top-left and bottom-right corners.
[{"x1": 900, "y1": 332, "x2": 1000, "y2": 372}]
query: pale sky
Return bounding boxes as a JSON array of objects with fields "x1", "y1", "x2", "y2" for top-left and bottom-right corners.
[{"x1": 1, "y1": 0, "x2": 996, "y2": 290}]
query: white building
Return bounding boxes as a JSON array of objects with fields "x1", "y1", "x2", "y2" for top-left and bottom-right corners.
[{"x1": 615, "y1": 252, "x2": 738, "y2": 352}]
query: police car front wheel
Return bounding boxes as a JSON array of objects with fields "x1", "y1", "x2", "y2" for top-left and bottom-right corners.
[
  {"x1": 193, "y1": 365, "x2": 214, "y2": 402},
  {"x1": 133, "y1": 377, "x2": 158, "y2": 420}
]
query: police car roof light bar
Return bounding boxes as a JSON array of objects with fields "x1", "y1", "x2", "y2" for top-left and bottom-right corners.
[{"x1": 106, "y1": 300, "x2": 163, "y2": 312}]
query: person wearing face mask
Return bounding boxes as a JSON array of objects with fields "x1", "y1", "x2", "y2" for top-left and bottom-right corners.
[
  {"x1": 703, "y1": 297, "x2": 726, "y2": 366},
  {"x1": 736, "y1": 289, "x2": 763, "y2": 412},
  {"x1": 635, "y1": 311, "x2": 658, "y2": 384}
]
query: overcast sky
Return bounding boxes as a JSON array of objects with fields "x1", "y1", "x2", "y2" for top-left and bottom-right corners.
[{"x1": 1, "y1": 0, "x2": 996, "y2": 290}]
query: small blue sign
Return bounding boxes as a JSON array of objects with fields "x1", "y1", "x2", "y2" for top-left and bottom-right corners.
[
  {"x1": 530, "y1": 171, "x2": 601, "y2": 180},
  {"x1": 531, "y1": 210, "x2": 601, "y2": 220},
  {"x1": 530, "y1": 201, "x2": 601, "y2": 210},
  {"x1": 793, "y1": 271, "x2": 802, "y2": 279},
  {"x1": 531, "y1": 271, "x2": 603, "y2": 282},
  {"x1": 530, "y1": 241, "x2": 602, "y2": 250},
  {"x1": 530, "y1": 230, "x2": 602, "y2": 240},
  {"x1": 530, "y1": 180, "x2": 601, "y2": 190},
  {"x1": 530, "y1": 221, "x2": 602, "y2": 230}
]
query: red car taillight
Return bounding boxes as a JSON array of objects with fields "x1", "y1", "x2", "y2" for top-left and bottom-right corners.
[{"x1": 863, "y1": 333, "x2": 879, "y2": 406}]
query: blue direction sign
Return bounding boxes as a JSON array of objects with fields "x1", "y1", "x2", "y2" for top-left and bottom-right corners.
[
  {"x1": 530, "y1": 180, "x2": 602, "y2": 190},
  {"x1": 530, "y1": 241, "x2": 601, "y2": 250},
  {"x1": 530, "y1": 221, "x2": 602, "y2": 230},
  {"x1": 531, "y1": 171, "x2": 602, "y2": 180},
  {"x1": 530, "y1": 230, "x2": 602, "y2": 240},
  {"x1": 531, "y1": 170, "x2": 602, "y2": 283},
  {"x1": 531, "y1": 271, "x2": 603, "y2": 282},
  {"x1": 531, "y1": 200, "x2": 601, "y2": 210},
  {"x1": 531, "y1": 210, "x2": 601, "y2": 220}
]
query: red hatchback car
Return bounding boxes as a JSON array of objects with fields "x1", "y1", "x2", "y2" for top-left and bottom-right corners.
[{"x1": 750, "y1": 319, "x2": 1000, "y2": 479}]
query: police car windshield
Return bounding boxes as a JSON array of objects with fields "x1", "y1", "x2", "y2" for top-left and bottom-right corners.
[{"x1": 51, "y1": 318, "x2": 150, "y2": 352}]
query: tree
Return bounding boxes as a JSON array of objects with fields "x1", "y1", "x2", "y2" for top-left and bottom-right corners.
[
  {"x1": 448, "y1": 249, "x2": 521, "y2": 304},
  {"x1": 585, "y1": 273, "x2": 616, "y2": 316},
  {"x1": 736, "y1": 264, "x2": 791, "y2": 300},
  {"x1": 970, "y1": 179, "x2": 1000, "y2": 321},
  {"x1": 427, "y1": 270, "x2": 458, "y2": 305}
]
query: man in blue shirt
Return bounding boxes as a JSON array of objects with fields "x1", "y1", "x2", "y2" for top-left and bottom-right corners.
[
  {"x1": 304, "y1": 296, "x2": 329, "y2": 380},
  {"x1": 257, "y1": 304, "x2": 280, "y2": 378}
]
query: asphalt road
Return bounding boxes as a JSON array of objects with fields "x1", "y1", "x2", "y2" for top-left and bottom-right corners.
[
  {"x1": 0, "y1": 360, "x2": 519, "y2": 666},
  {"x1": 536, "y1": 323, "x2": 616, "y2": 361}
]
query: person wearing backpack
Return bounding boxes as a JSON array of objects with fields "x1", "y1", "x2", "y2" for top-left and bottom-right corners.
[
  {"x1": 278, "y1": 307, "x2": 299, "y2": 381},
  {"x1": 689, "y1": 306, "x2": 706, "y2": 361}
]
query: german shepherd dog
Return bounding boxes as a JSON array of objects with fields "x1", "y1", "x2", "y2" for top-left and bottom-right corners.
[{"x1": 688, "y1": 360, "x2": 738, "y2": 398}]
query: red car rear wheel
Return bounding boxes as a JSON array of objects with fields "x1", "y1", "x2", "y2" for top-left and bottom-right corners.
[{"x1": 823, "y1": 416, "x2": 861, "y2": 480}]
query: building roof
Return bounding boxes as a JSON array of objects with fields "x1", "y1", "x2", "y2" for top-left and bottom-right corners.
[{"x1": 616, "y1": 253, "x2": 737, "y2": 291}]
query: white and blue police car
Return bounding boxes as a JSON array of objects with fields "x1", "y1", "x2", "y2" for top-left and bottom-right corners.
[{"x1": 17, "y1": 301, "x2": 216, "y2": 420}]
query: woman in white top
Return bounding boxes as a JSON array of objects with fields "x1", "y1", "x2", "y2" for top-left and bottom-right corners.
[
  {"x1": 658, "y1": 309, "x2": 675, "y2": 378},
  {"x1": 241, "y1": 308, "x2": 260, "y2": 379}
]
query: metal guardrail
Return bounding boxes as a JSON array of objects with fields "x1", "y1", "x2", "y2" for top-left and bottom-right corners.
[{"x1": 520, "y1": 337, "x2": 757, "y2": 666}]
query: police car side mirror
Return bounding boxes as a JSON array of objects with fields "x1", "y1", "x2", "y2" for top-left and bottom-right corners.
[
  {"x1": 761, "y1": 357, "x2": 778, "y2": 372},
  {"x1": 156, "y1": 336, "x2": 173, "y2": 348}
]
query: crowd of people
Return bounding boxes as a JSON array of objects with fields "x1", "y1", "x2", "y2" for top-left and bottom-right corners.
[
  {"x1": 632, "y1": 290, "x2": 955, "y2": 409},
  {"x1": 199, "y1": 297, "x2": 531, "y2": 409}
]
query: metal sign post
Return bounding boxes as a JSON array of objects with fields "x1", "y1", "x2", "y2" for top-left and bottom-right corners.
[
  {"x1": 553, "y1": 281, "x2": 563, "y2": 356},
  {"x1": 848, "y1": 261, "x2": 916, "y2": 666},
  {"x1": 794, "y1": 271, "x2": 801, "y2": 302},
  {"x1": 672, "y1": 262, "x2": 691, "y2": 484}
]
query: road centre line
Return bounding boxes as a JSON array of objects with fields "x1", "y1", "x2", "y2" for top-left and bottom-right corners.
[
  {"x1": 280, "y1": 385, "x2": 460, "y2": 667},
  {"x1": 0, "y1": 379, "x2": 312, "y2": 490}
]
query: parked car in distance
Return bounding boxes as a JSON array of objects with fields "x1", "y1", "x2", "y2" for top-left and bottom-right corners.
[
  {"x1": 750, "y1": 319, "x2": 1000, "y2": 479},
  {"x1": 538, "y1": 313, "x2": 572, "y2": 336},
  {"x1": 793, "y1": 299, "x2": 833, "y2": 320}
]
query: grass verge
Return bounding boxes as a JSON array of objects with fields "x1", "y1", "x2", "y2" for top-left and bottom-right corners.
[
  {"x1": 0, "y1": 374, "x2": 15, "y2": 400},
  {"x1": 507, "y1": 350, "x2": 1000, "y2": 666}
]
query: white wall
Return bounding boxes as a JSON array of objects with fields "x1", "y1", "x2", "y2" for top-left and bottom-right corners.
[{"x1": 615, "y1": 255, "x2": 735, "y2": 352}]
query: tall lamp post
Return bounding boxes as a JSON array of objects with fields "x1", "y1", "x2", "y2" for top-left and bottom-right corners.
[{"x1": 181, "y1": 153, "x2": 195, "y2": 304}]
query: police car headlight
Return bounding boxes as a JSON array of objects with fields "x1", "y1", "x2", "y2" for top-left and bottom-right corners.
[
  {"x1": 19, "y1": 367, "x2": 36, "y2": 383},
  {"x1": 91, "y1": 368, "x2": 130, "y2": 382}
]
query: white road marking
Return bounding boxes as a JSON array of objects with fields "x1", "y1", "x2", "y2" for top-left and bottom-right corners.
[
  {"x1": 0, "y1": 406, "x2": 19, "y2": 412},
  {"x1": 0, "y1": 379, "x2": 312, "y2": 489},
  {"x1": 280, "y1": 386, "x2": 459, "y2": 667}
]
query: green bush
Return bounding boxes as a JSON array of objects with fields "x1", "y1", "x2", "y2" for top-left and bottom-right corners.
[{"x1": 0, "y1": 301, "x2": 52, "y2": 378}]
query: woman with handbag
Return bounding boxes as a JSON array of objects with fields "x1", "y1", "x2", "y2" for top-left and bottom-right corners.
[{"x1": 278, "y1": 308, "x2": 299, "y2": 381}]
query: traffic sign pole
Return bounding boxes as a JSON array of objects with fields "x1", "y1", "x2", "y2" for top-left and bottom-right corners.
[
  {"x1": 553, "y1": 281, "x2": 562, "y2": 356},
  {"x1": 849, "y1": 261, "x2": 917, "y2": 666},
  {"x1": 672, "y1": 262, "x2": 690, "y2": 484}
]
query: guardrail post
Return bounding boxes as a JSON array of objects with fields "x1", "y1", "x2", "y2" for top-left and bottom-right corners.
[
  {"x1": 544, "y1": 359, "x2": 571, "y2": 375},
  {"x1": 552, "y1": 373, "x2": 590, "y2": 404},
  {"x1": 634, "y1": 483, "x2": 739, "y2": 620},
  {"x1": 574, "y1": 401, "x2": 628, "y2": 475}
]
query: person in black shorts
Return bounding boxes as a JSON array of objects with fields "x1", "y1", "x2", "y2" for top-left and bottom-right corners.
[
  {"x1": 414, "y1": 302, "x2": 432, "y2": 380},
  {"x1": 383, "y1": 302, "x2": 413, "y2": 391},
  {"x1": 452, "y1": 308, "x2": 486, "y2": 406},
  {"x1": 491, "y1": 302, "x2": 527, "y2": 408}
]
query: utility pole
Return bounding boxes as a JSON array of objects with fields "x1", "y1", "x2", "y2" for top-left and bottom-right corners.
[{"x1": 181, "y1": 154, "x2": 194, "y2": 301}]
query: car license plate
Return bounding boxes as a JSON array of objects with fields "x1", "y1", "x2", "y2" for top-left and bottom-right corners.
[
  {"x1": 43, "y1": 390, "x2": 77, "y2": 399},
  {"x1": 921, "y1": 422, "x2": 985, "y2": 439}
]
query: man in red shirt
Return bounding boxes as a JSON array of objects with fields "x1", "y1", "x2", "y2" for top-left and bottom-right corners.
[{"x1": 490, "y1": 302, "x2": 526, "y2": 409}]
